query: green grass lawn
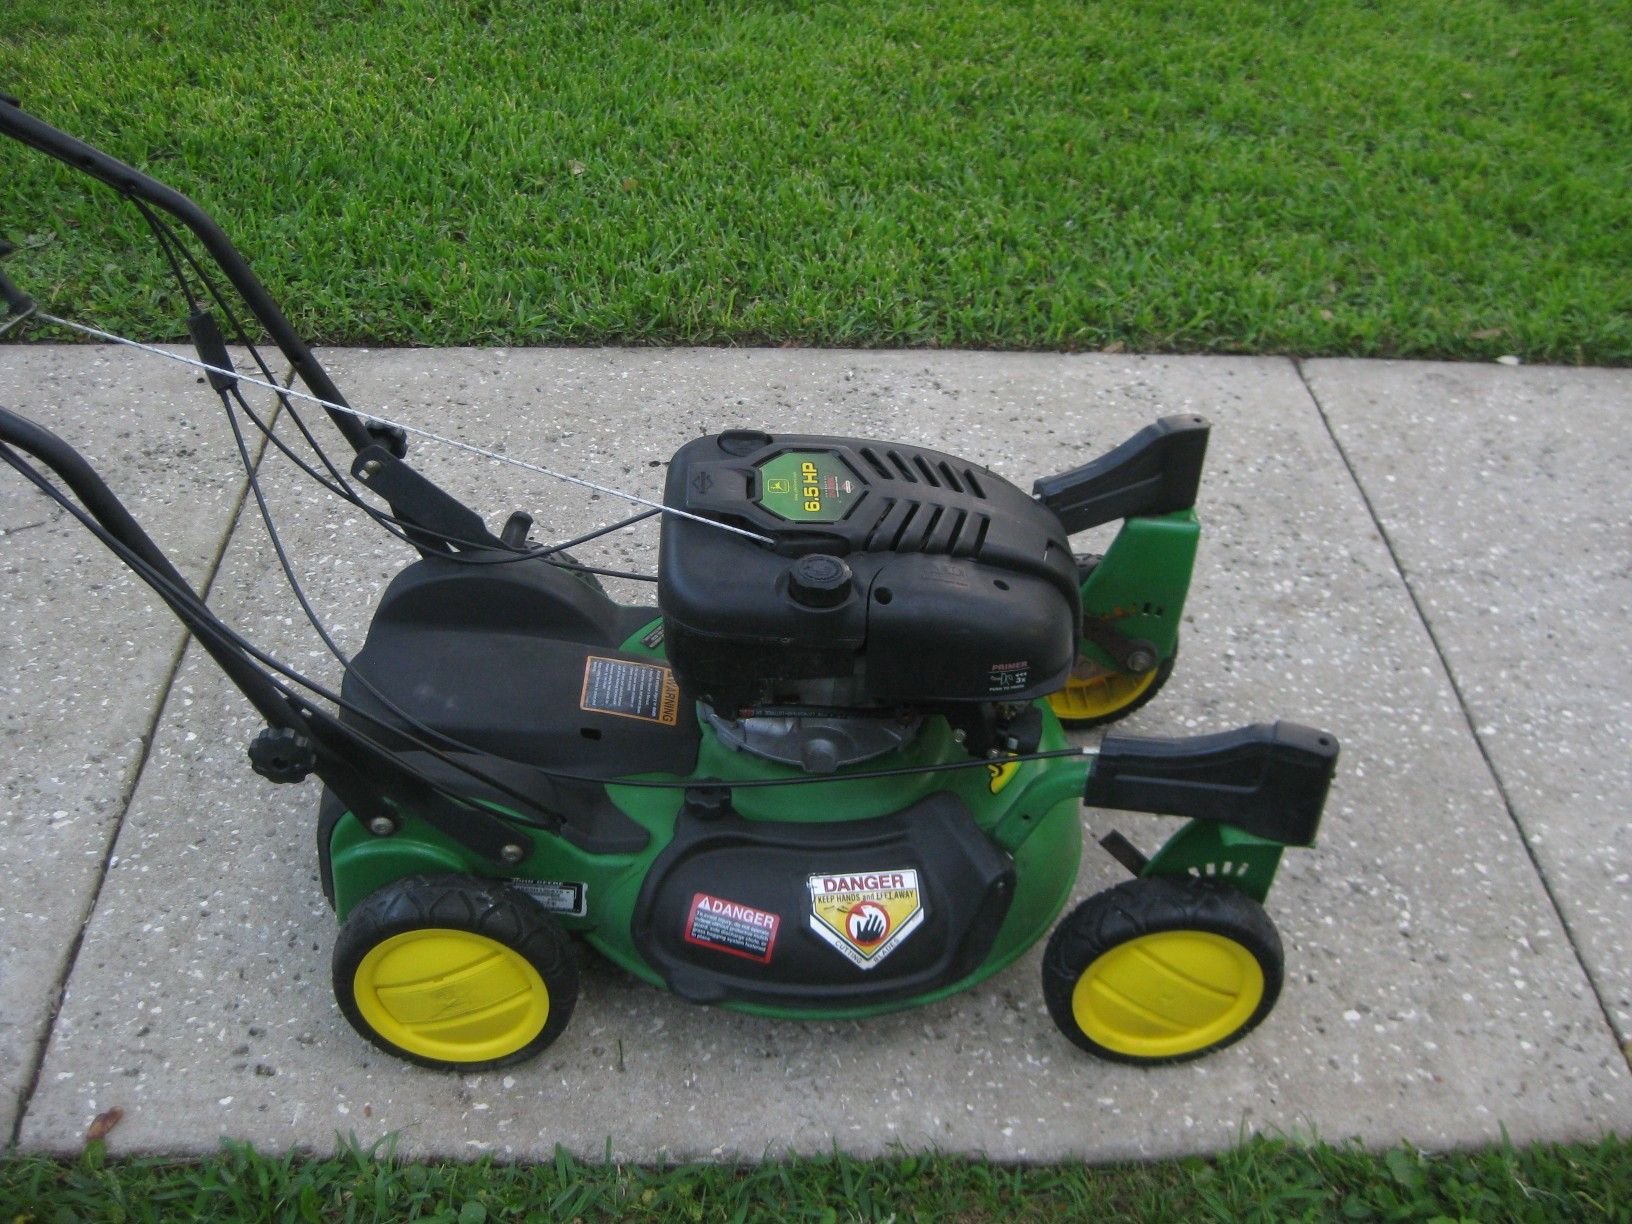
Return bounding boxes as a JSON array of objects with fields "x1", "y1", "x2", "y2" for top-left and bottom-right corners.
[
  {"x1": 2, "y1": 0, "x2": 1628, "y2": 360},
  {"x1": 3, "y1": 1135, "x2": 1629, "y2": 1223}
]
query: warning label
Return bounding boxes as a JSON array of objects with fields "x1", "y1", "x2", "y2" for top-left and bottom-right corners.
[
  {"x1": 580, "y1": 656, "x2": 681, "y2": 725},
  {"x1": 684, "y1": 892, "x2": 780, "y2": 964},
  {"x1": 807, "y1": 868, "x2": 925, "y2": 970}
]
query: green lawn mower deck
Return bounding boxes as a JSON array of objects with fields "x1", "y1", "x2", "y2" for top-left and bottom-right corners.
[{"x1": 0, "y1": 97, "x2": 1340, "y2": 1076}]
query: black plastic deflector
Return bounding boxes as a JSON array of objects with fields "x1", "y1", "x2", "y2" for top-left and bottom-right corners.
[
  {"x1": 1084, "y1": 721, "x2": 1338, "y2": 846},
  {"x1": 632, "y1": 790, "x2": 1015, "y2": 1009}
]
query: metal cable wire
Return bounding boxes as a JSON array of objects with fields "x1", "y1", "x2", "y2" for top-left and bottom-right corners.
[{"x1": 31, "y1": 310, "x2": 774, "y2": 546}]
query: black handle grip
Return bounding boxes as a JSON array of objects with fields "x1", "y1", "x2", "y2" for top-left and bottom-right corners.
[
  {"x1": 1084, "y1": 721, "x2": 1339, "y2": 846},
  {"x1": 1033, "y1": 414, "x2": 1210, "y2": 533}
]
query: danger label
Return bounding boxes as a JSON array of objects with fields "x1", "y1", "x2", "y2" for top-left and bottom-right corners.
[
  {"x1": 808, "y1": 867, "x2": 924, "y2": 970},
  {"x1": 684, "y1": 892, "x2": 780, "y2": 964},
  {"x1": 580, "y1": 656, "x2": 681, "y2": 725}
]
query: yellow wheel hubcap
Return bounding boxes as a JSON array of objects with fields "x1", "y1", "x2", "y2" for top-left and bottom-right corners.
[
  {"x1": 1071, "y1": 930, "x2": 1264, "y2": 1059},
  {"x1": 1047, "y1": 666, "x2": 1158, "y2": 722},
  {"x1": 353, "y1": 928, "x2": 549, "y2": 1064}
]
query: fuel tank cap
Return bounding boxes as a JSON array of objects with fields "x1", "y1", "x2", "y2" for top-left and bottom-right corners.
[{"x1": 787, "y1": 554, "x2": 853, "y2": 608}]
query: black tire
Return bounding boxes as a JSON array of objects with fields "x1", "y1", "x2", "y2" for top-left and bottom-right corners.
[
  {"x1": 1048, "y1": 646, "x2": 1177, "y2": 730},
  {"x1": 1042, "y1": 875, "x2": 1283, "y2": 1064},
  {"x1": 333, "y1": 874, "x2": 578, "y2": 1071}
]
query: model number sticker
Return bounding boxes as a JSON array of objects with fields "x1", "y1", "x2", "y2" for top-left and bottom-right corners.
[
  {"x1": 807, "y1": 868, "x2": 925, "y2": 970},
  {"x1": 510, "y1": 879, "x2": 587, "y2": 918},
  {"x1": 580, "y1": 656, "x2": 681, "y2": 725},
  {"x1": 684, "y1": 892, "x2": 780, "y2": 964}
]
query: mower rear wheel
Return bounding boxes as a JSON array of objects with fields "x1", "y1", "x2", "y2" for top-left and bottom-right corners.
[
  {"x1": 1047, "y1": 647, "x2": 1176, "y2": 729},
  {"x1": 1042, "y1": 875, "x2": 1282, "y2": 1064},
  {"x1": 333, "y1": 874, "x2": 578, "y2": 1071}
]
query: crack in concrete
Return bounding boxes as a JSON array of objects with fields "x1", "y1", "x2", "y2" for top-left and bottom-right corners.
[
  {"x1": 1291, "y1": 356, "x2": 1627, "y2": 1065},
  {"x1": 7, "y1": 367, "x2": 293, "y2": 1150}
]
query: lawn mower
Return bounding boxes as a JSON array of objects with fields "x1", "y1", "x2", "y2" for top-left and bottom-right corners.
[{"x1": 0, "y1": 97, "x2": 1338, "y2": 1072}]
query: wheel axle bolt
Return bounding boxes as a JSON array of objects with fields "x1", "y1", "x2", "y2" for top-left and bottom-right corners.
[
  {"x1": 500, "y1": 843, "x2": 525, "y2": 864},
  {"x1": 368, "y1": 816, "x2": 395, "y2": 836},
  {"x1": 1126, "y1": 650, "x2": 1156, "y2": 674}
]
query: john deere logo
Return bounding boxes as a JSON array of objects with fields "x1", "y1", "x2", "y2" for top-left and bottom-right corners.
[{"x1": 807, "y1": 869, "x2": 924, "y2": 969}]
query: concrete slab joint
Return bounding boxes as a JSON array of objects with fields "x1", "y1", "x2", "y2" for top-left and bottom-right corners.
[
  {"x1": 0, "y1": 345, "x2": 1627, "y2": 1162},
  {"x1": 0, "y1": 347, "x2": 283, "y2": 1146},
  {"x1": 1299, "y1": 359, "x2": 1632, "y2": 1052}
]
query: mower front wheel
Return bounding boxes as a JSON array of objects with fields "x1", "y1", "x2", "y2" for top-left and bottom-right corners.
[
  {"x1": 1042, "y1": 875, "x2": 1282, "y2": 1064},
  {"x1": 1046, "y1": 647, "x2": 1176, "y2": 729},
  {"x1": 333, "y1": 874, "x2": 578, "y2": 1071}
]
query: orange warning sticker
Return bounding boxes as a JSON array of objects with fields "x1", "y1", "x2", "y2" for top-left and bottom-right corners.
[{"x1": 579, "y1": 656, "x2": 681, "y2": 725}]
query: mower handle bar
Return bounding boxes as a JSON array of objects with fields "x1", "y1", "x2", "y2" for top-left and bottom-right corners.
[
  {"x1": 0, "y1": 402, "x2": 310, "y2": 732},
  {"x1": 0, "y1": 94, "x2": 375, "y2": 456}
]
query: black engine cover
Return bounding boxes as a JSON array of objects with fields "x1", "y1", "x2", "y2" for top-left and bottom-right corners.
[
  {"x1": 631, "y1": 790, "x2": 1016, "y2": 1009},
  {"x1": 659, "y1": 431, "x2": 1080, "y2": 707}
]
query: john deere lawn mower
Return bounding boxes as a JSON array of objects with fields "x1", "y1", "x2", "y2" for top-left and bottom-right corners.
[{"x1": 0, "y1": 97, "x2": 1338, "y2": 1072}]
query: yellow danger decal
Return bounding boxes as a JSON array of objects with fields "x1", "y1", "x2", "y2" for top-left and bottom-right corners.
[{"x1": 807, "y1": 869, "x2": 925, "y2": 970}]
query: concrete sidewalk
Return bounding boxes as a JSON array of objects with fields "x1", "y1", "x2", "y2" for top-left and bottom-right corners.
[{"x1": 1, "y1": 345, "x2": 1628, "y2": 1162}]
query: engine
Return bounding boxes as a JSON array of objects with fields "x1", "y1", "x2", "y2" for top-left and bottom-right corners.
[{"x1": 658, "y1": 430, "x2": 1081, "y2": 771}]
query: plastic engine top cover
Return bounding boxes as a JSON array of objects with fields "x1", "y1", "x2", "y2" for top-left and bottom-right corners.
[{"x1": 657, "y1": 430, "x2": 1080, "y2": 708}]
